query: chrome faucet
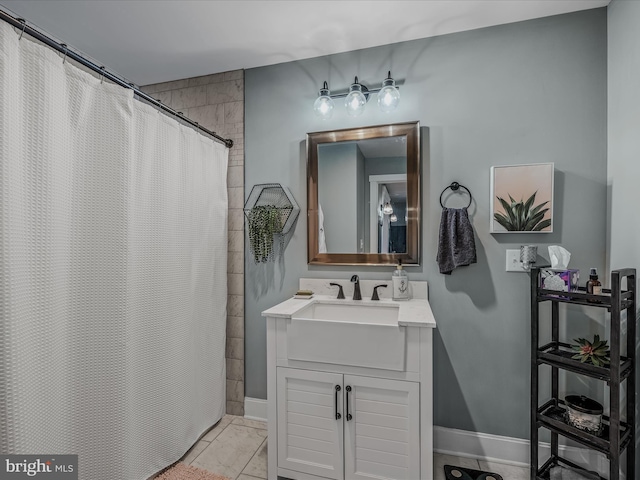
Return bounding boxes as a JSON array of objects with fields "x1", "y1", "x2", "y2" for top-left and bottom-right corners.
[{"x1": 350, "y1": 275, "x2": 362, "y2": 300}]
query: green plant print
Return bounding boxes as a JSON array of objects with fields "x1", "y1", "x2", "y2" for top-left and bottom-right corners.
[{"x1": 494, "y1": 191, "x2": 551, "y2": 231}]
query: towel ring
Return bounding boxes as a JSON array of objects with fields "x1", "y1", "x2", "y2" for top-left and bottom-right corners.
[{"x1": 439, "y1": 181, "x2": 472, "y2": 209}]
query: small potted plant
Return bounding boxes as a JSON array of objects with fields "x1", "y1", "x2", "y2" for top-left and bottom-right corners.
[{"x1": 571, "y1": 335, "x2": 610, "y2": 367}]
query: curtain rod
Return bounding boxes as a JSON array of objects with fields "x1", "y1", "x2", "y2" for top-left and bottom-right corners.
[{"x1": 0, "y1": 9, "x2": 234, "y2": 149}]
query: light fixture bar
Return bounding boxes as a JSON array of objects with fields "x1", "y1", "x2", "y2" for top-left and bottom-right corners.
[
  {"x1": 326, "y1": 85, "x2": 400, "y2": 99},
  {"x1": 325, "y1": 74, "x2": 404, "y2": 99}
]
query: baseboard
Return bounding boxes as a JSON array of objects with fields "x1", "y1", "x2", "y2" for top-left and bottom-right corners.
[
  {"x1": 246, "y1": 396, "x2": 612, "y2": 477},
  {"x1": 434, "y1": 426, "x2": 610, "y2": 477},
  {"x1": 434, "y1": 426, "x2": 529, "y2": 466},
  {"x1": 244, "y1": 396, "x2": 267, "y2": 422}
]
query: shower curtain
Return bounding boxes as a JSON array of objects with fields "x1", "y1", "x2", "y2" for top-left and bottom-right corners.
[{"x1": 0, "y1": 22, "x2": 228, "y2": 480}]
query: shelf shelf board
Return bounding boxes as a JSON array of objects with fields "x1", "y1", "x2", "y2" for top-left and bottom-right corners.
[
  {"x1": 537, "y1": 288, "x2": 612, "y2": 309},
  {"x1": 537, "y1": 287, "x2": 634, "y2": 310},
  {"x1": 536, "y1": 455, "x2": 604, "y2": 480},
  {"x1": 537, "y1": 400, "x2": 632, "y2": 456},
  {"x1": 537, "y1": 342, "x2": 633, "y2": 382}
]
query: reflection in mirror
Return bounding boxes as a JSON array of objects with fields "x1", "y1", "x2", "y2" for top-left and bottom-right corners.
[
  {"x1": 307, "y1": 122, "x2": 420, "y2": 265},
  {"x1": 317, "y1": 138, "x2": 407, "y2": 254},
  {"x1": 371, "y1": 174, "x2": 406, "y2": 254}
]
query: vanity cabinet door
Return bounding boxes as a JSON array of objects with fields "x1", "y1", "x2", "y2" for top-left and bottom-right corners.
[
  {"x1": 343, "y1": 375, "x2": 420, "y2": 480},
  {"x1": 277, "y1": 367, "x2": 345, "y2": 480}
]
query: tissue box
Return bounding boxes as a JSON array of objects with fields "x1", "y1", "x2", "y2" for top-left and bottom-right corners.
[{"x1": 540, "y1": 269, "x2": 580, "y2": 292}]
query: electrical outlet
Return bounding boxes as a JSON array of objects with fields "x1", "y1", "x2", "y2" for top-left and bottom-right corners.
[{"x1": 506, "y1": 249, "x2": 527, "y2": 272}]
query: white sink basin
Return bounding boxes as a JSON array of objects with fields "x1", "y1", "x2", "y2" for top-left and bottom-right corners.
[
  {"x1": 287, "y1": 301, "x2": 406, "y2": 371},
  {"x1": 293, "y1": 302, "x2": 399, "y2": 325}
]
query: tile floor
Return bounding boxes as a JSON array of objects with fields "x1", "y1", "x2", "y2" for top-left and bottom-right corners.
[{"x1": 180, "y1": 415, "x2": 530, "y2": 480}]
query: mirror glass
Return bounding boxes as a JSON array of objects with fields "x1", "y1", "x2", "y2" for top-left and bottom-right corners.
[
  {"x1": 307, "y1": 122, "x2": 420, "y2": 265},
  {"x1": 317, "y1": 138, "x2": 407, "y2": 254}
]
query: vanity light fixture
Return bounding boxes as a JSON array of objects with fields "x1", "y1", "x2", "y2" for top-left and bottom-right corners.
[
  {"x1": 313, "y1": 71, "x2": 401, "y2": 117},
  {"x1": 382, "y1": 202, "x2": 394, "y2": 215},
  {"x1": 390, "y1": 214, "x2": 398, "y2": 223},
  {"x1": 313, "y1": 81, "x2": 334, "y2": 118}
]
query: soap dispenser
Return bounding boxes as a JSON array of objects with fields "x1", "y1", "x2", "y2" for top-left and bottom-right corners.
[{"x1": 392, "y1": 260, "x2": 410, "y2": 301}]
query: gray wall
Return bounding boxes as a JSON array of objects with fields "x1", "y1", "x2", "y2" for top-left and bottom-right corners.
[
  {"x1": 607, "y1": 0, "x2": 640, "y2": 278},
  {"x1": 356, "y1": 146, "x2": 365, "y2": 253},
  {"x1": 607, "y1": 0, "x2": 640, "y2": 469},
  {"x1": 245, "y1": 9, "x2": 607, "y2": 440},
  {"x1": 318, "y1": 143, "x2": 359, "y2": 252}
]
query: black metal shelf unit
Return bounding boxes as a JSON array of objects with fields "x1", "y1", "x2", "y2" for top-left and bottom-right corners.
[{"x1": 530, "y1": 268, "x2": 636, "y2": 480}]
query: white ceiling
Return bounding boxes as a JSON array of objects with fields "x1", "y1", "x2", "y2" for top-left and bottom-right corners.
[
  {"x1": 357, "y1": 137, "x2": 407, "y2": 159},
  {"x1": 0, "y1": 0, "x2": 609, "y2": 86}
]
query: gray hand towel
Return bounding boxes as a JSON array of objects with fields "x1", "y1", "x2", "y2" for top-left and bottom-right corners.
[{"x1": 436, "y1": 207, "x2": 477, "y2": 275}]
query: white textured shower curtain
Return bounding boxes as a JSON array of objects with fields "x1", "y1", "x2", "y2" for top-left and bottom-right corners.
[{"x1": 0, "y1": 22, "x2": 228, "y2": 479}]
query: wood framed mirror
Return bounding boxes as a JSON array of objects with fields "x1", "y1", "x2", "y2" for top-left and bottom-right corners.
[{"x1": 307, "y1": 121, "x2": 420, "y2": 265}]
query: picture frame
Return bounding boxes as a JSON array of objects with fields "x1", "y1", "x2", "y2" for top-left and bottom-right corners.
[{"x1": 490, "y1": 162, "x2": 554, "y2": 233}]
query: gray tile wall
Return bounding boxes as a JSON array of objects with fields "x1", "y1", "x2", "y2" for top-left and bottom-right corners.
[{"x1": 142, "y1": 70, "x2": 245, "y2": 415}]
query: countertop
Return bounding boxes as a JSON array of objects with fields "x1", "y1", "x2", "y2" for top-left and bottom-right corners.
[{"x1": 261, "y1": 295, "x2": 436, "y2": 329}]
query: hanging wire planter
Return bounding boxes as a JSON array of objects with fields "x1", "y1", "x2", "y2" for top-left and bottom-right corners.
[{"x1": 244, "y1": 183, "x2": 299, "y2": 263}]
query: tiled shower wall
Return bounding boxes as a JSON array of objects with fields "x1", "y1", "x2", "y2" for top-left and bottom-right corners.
[{"x1": 142, "y1": 70, "x2": 245, "y2": 415}]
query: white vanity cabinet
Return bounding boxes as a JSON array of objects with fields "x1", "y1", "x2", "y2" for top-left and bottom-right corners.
[
  {"x1": 263, "y1": 279, "x2": 436, "y2": 480},
  {"x1": 277, "y1": 368, "x2": 420, "y2": 480}
]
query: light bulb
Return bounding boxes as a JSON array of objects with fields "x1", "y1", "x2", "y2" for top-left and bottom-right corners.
[
  {"x1": 314, "y1": 96, "x2": 333, "y2": 118},
  {"x1": 313, "y1": 81, "x2": 334, "y2": 118},
  {"x1": 383, "y1": 202, "x2": 393, "y2": 214},
  {"x1": 390, "y1": 214, "x2": 398, "y2": 222},
  {"x1": 345, "y1": 77, "x2": 367, "y2": 117},
  {"x1": 377, "y1": 71, "x2": 400, "y2": 113}
]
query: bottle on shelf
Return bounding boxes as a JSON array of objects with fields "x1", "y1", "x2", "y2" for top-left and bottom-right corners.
[{"x1": 586, "y1": 267, "x2": 602, "y2": 303}]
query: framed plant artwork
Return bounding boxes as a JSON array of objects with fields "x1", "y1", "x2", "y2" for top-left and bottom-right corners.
[{"x1": 490, "y1": 162, "x2": 554, "y2": 233}]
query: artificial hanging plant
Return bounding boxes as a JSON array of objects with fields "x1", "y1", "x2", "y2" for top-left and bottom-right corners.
[
  {"x1": 247, "y1": 205, "x2": 283, "y2": 263},
  {"x1": 494, "y1": 191, "x2": 551, "y2": 231}
]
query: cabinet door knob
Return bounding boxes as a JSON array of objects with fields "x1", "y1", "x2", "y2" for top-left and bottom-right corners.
[{"x1": 335, "y1": 385, "x2": 342, "y2": 420}]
